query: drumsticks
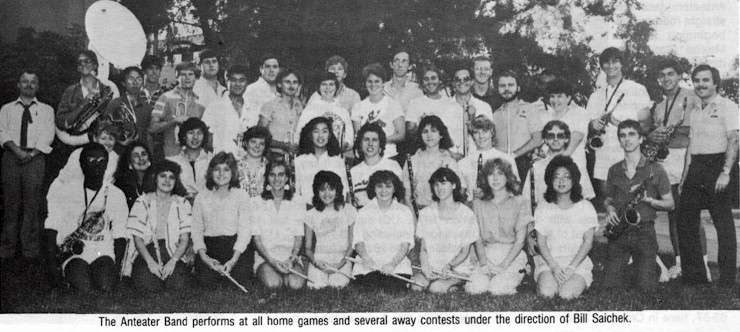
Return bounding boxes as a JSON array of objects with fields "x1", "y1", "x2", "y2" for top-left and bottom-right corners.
[
  {"x1": 345, "y1": 256, "x2": 425, "y2": 287},
  {"x1": 411, "y1": 264, "x2": 471, "y2": 281}
]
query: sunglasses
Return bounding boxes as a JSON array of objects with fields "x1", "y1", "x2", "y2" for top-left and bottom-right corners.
[
  {"x1": 454, "y1": 76, "x2": 472, "y2": 83},
  {"x1": 544, "y1": 132, "x2": 568, "y2": 140}
]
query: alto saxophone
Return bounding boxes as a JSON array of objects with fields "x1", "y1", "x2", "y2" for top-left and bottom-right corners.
[
  {"x1": 642, "y1": 96, "x2": 687, "y2": 162},
  {"x1": 604, "y1": 180, "x2": 648, "y2": 241},
  {"x1": 588, "y1": 93, "x2": 625, "y2": 150},
  {"x1": 67, "y1": 85, "x2": 115, "y2": 135}
]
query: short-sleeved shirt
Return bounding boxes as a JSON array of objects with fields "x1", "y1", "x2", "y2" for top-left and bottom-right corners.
[
  {"x1": 192, "y1": 78, "x2": 227, "y2": 109},
  {"x1": 167, "y1": 150, "x2": 213, "y2": 197},
  {"x1": 524, "y1": 153, "x2": 595, "y2": 205},
  {"x1": 417, "y1": 203, "x2": 479, "y2": 270},
  {"x1": 251, "y1": 198, "x2": 305, "y2": 262},
  {"x1": 351, "y1": 96, "x2": 405, "y2": 157},
  {"x1": 294, "y1": 153, "x2": 350, "y2": 205},
  {"x1": 688, "y1": 94, "x2": 739, "y2": 155},
  {"x1": 295, "y1": 99, "x2": 353, "y2": 147},
  {"x1": 151, "y1": 88, "x2": 206, "y2": 157},
  {"x1": 305, "y1": 206, "x2": 356, "y2": 255},
  {"x1": 492, "y1": 99, "x2": 545, "y2": 154},
  {"x1": 402, "y1": 150, "x2": 463, "y2": 207},
  {"x1": 473, "y1": 194, "x2": 531, "y2": 244},
  {"x1": 652, "y1": 87, "x2": 700, "y2": 149},
  {"x1": 353, "y1": 199, "x2": 415, "y2": 275},
  {"x1": 349, "y1": 158, "x2": 403, "y2": 207},
  {"x1": 307, "y1": 85, "x2": 361, "y2": 115},
  {"x1": 245, "y1": 77, "x2": 279, "y2": 115},
  {"x1": 459, "y1": 147, "x2": 519, "y2": 200},
  {"x1": 532, "y1": 104, "x2": 590, "y2": 170},
  {"x1": 201, "y1": 95, "x2": 259, "y2": 155},
  {"x1": 260, "y1": 97, "x2": 303, "y2": 146},
  {"x1": 383, "y1": 80, "x2": 424, "y2": 113},
  {"x1": 605, "y1": 156, "x2": 671, "y2": 222},
  {"x1": 534, "y1": 200, "x2": 598, "y2": 259}
]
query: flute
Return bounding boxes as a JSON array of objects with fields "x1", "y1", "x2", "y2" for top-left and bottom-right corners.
[
  {"x1": 411, "y1": 264, "x2": 471, "y2": 281},
  {"x1": 345, "y1": 256, "x2": 424, "y2": 287}
]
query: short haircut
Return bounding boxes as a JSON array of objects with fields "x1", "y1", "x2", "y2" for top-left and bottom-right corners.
[
  {"x1": 541, "y1": 120, "x2": 571, "y2": 141},
  {"x1": 177, "y1": 117, "x2": 209, "y2": 147},
  {"x1": 298, "y1": 116, "x2": 341, "y2": 156},
  {"x1": 79, "y1": 50, "x2": 98, "y2": 67},
  {"x1": 227, "y1": 64, "x2": 249, "y2": 78},
  {"x1": 198, "y1": 49, "x2": 218, "y2": 63},
  {"x1": 316, "y1": 71, "x2": 340, "y2": 97},
  {"x1": 470, "y1": 115, "x2": 496, "y2": 135},
  {"x1": 261, "y1": 159, "x2": 294, "y2": 200},
  {"x1": 19, "y1": 68, "x2": 39, "y2": 80},
  {"x1": 175, "y1": 61, "x2": 200, "y2": 78},
  {"x1": 141, "y1": 55, "x2": 162, "y2": 71},
  {"x1": 692, "y1": 64, "x2": 721, "y2": 86},
  {"x1": 366, "y1": 170, "x2": 405, "y2": 204},
  {"x1": 325, "y1": 55, "x2": 349, "y2": 71},
  {"x1": 311, "y1": 170, "x2": 345, "y2": 211},
  {"x1": 392, "y1": 50, "x2": 413, "y2": 64},
  {"x1": 472, "y1": 55, "x2": 492, "y2": 65},
  {"x1": 599, "y1": 47, "x2": 624, "y2": 67},
  {"x1": 545, "y1": 78, "x2": 573, "y2": 96},
  {"x1": 142, "y1": 159, "x2": 188, "y2": 197},
  {"x1": 205, "y1": 151, "x2": 240, "y2": 190},
  {"x1": 261, "y1": 54, "x2": 279, "y2": 66},
  {"x1": 418, "y1": 63, "x2": 444, "y2": 82},
  {"x1": 480, "y1": 158, "x2": 521, "y2": 200},
  {"x1": 120, "y1": 66, "x2": 143, "y2": 82},
  {"x1": 496, "y1": 69, "x2": 519, "y2": 86},
  {"x1": 416, "y1": 115, "x2": 453, "y2": 151},
  {"x1": 361, "y1": 62, "x2": 387, "y2": 82},
  {"x1": 240, "y1": 126, "x2": 272, "y2": 156},
  {"x1": 617, "y1": 119, "x2": 643, "y2": 138},
  {"x1": 354, "y1": 122, "x2": 387, "y2": 161},
  {"x1": 429, "y1": 167, "x2": 466, "y2": 202},
  {"x1": 543, "y1": 155, "x2": 583, "y2": 203},
  {"x1": 276, "y1": 68, "x2": 302, "y2": 94},
  {"x1": 90, "y1": 119, "x2": 121, "y2": 141},
  {"x1": 656, "y1": 59, "x2": 683, "y2": 75}
]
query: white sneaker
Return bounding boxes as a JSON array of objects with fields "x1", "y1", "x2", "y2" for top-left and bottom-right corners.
[
  {"x1": 703, "y1": 255, "x2": 712, "y2": 282},
  {"x1": 668, "y1": 265, "x2": 681, "y2": 279}
]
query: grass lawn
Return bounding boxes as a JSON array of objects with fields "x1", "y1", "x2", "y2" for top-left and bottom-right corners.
[{"x1": 2, "y1": 244, "x2": 739, "y2": 313}]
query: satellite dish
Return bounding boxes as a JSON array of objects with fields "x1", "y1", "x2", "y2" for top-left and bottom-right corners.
[{"x1": 85, "y1": 0, "x2": 146, "y2": 69}]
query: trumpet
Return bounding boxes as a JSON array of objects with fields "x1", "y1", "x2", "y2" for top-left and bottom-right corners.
[
  {"x1": 588, "y1": 93, "x2": 625, "y2": 150},
  {"x1": 604, "y1": 180, "x2": 647, "y2": 241}
]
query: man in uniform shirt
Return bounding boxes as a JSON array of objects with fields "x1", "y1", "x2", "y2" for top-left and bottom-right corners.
[
  {"x1": 471, "y1": 56, "x2": 503, "y2": 112},
  {"x1": 258, "y1": 69, "x2": 304, "y2": 158},
  {"x1": 245, "y1": 54, "x2": 280, "y2": 114},
  {"x1": 678, "y1": 64, "x2": 738, "y2": 287},
  {"x1": 383, "y1": 51, "x2": 424, "y2": 113},
  {"x1": 192, "y1": 49, "x2": 226, "y2": 109},
  {"x1": 0, "y1": 70, "x2": 55, "y2": 262}
]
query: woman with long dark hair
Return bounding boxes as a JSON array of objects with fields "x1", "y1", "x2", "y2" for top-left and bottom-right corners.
[
  {"x1": 114, "y1": 141, "x2": 152, "y2": 208},
  {"x1": 294, "y1": 116, "x2": 349, "y2": 206}
]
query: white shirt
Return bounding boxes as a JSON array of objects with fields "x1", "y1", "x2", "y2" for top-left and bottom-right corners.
[
  {"x1": 349, "y1": 158, "x2": 403, "y2": 207},
  {"x1": 416, "y1": 203, "x2": 479, "y2": 270},
  {"x1": 167, "y1": 150, "x2": 213, "y2": 197},
  {"x1": 459, "y1": 147, "x2": 518, "y2": 200},
  {"x1": 192, "y1": 78, "x2": 226, "y2": 109},
  {"x1": 296, "y1": 98, "x2": 354, "y2": 147},
  {"x1": 534, "y1": 200, "x2": 597, "y2": 259},
  {"x1": 0, "y1": 98, "x2": 55, "y2": 153},
  {"x1": 532, "y1": 104, "x2": 590, "y2": 170},
  {"x1": 201, "y1": 95, "x2": 260, "y2": 154},
  {"x1": 351, "y1": 96, "x2": 404, "y2": 157},
  {"x1": 353, "y1": 199, "x2": 415, "y2": 275},
  {"x1": 245, "y1": 77, "x2": 278, "y2": 115},
  {"x1": 305, "y1": 206, "x2": 356, "y2": 255},
  {"x1": 251, "y1": 198, "x2": 305, "y2": 263},
  {"x1": 294, "y1": 152, "x2": 349, "y2": 205},
  {"x1": 524, "y1": 153, "x2": 595, "y2": 205},
  {"x1": 452, "y1": 96, "x2": 494, "y2": 156},
  {"x1": 190, "y1": 189, "x2": 252, "y2": 253}
]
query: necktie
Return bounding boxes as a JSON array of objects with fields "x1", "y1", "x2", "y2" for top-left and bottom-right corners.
[{"x1": 19, "y1": 102, "x2": 34, "y2": 148}]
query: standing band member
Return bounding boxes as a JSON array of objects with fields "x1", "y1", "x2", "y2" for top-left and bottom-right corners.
[
  {"x1": 258, "y1": 68, "x2": 304, "y2": 158},
  {"x1": 294, "y1": 117, "x2": 349, "y2": 206},
  {"x1": 307, "y1": 55, "x2": 362, "y2": 113},
  {"x1": 103, "y1": 66, "x2": 152, "y2": 151},
  {"x1": 192, "y1": 49, "x2": 226, "y2": 110},
  {"x1": 406, "y1": 65, "x2": 459, "y2": 156},
  {"x1": 471, "y1": 56, "x2": 502, "y2": 111},
  {"x1": 384, "y1": 51, "x2": 424, "y2": 113},
  {"x1": 350, "y1": 123, "x2": 404, "y2": 208},
  {"x1": 678, "y1": 65, "x2": 738, "y2": 287},
  {"x1": 451, "y1": 67, "x2": 494, "y2": 157},
  {"x1": 245, "y1": 55, "x2": 280, "y2": 114},
  {"x1": 603, "y1": 120, "x2": 674, "y2": 291},
  {"x1": 459, "y1": 116, "x2": 518, "y2": 201}
]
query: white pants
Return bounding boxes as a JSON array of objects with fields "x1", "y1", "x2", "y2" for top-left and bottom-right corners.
[
  {"x1": 465, "y1": 243, "x2": 527, "y2": 295},
  {"x1": 306, "y1": 251, "x2": 351, "y2": 289}
]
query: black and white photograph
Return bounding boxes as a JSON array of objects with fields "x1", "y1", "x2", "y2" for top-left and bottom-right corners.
[{"x1": 0, "y1": 0, "x2": 738, "y2": 330}]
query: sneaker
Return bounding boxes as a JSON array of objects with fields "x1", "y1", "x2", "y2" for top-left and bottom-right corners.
[
  {"x1": 668, "y1": 265, "x2": 681, "y2": 279},
  {"x1": 659, "y1": 267, "x2": 670, "y2": 283},
  {"x1": 703, "y1": 256, "x2": 712, "y2": 282}
]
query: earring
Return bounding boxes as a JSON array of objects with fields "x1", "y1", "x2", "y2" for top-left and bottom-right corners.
[
  {"x1": 266, "y1": 184, "x2": 272, "y2": 191},
  {"x1": 283, "y1": 183, "x2": 290, "y2": 190}
]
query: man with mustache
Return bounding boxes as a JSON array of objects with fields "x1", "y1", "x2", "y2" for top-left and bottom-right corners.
[
  {"x1": 258, "y1": 68, "x2": 304, "y2": 158},
  {"x1": 678, "y1": 64, "x2": 738, "y2": 287}
]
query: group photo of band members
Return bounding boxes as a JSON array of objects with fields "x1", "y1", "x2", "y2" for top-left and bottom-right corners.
[{"x1": 0, "y1": 44, "x2": 738, "y2": 305}]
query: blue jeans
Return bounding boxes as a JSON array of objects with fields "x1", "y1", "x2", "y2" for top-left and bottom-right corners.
[{"x1": 603, "y1": 220, "x2": 659, "y2": 291}]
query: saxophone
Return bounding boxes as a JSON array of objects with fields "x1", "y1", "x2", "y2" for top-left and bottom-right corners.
[
  {"x1": 604, "y1": 180, "x2": 648, "y2": 241},
  {"x1": 67, "y1": 85, "x2": 115, "y2": 135},
  {"x1": 588, "y1": 93, "x2": 625, "y2": 150},
  {"x1": 642, "y1": 96, "x2": 687, "y2": 162}
]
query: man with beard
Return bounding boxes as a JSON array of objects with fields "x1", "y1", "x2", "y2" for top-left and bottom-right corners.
[
  {"x1": 384, "y1": 51, "x2": 424, "y2": 113},
  {"x1": 246, "y1": 55, "x2": 280, "y2": 113},
  {"x1": 349, "y1": 123, "x2": 404, "y2": 208},
  {"x1": 202, "y1": 65, "x2": 259, "y2": 154},
  {"x1": 103, "y1": 66, "x2": 153, "y2": 152},
  {"x1": 491, "y1": 70, "x2": 546, "y2": 178},
  {"x1": 678, "y1": 64, "x2": 738, "y2": 287},
  {"x1": 471, "y1": 56, "x2": 503, "y2": 112},
  {"x1": 0, "y1": 69, "x2": 55, "y2": 264},
  {"x1": 258, "y1": 68, "x2": 304, "y2": 158},
  {"x1": 150, "y1": 62, "x2": 206, "y2": 158},
  {"x1": 193, "y1": 49, "x2": 227, "y2": 109}
]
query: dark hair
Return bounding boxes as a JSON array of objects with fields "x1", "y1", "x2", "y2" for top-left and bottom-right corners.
[
  {"x1": 298, "y1": 116, "x2": 341, "y2": 156},
  {"x1": 472, "y1": 55, "x2": 492, "y2": 65},
  {"x1": 261, "y1": 159, "x2": 295, "y2": 200},
  {"x1": 429, "y1": 167, "x2": 466, "y2": 202},
  {"x1": 140, "y1": 55, "x2": 162, "y2": 71},
  {"x1": 90, "y1": 118, "x2": 121, "y2": 140},
  {"x1": 541, "y1": 120, "x2": 571, "y2": 141},
  {"x1": 261, "y1": 54, "x2": 279, "y2": 67},
  {"x1": 545, "y1": 78, "x2": 573, "y2": 96},
  {"x1": 418, "y1": 63, "x2": 444, "y2": 83},
  {"x1": 175, "y1": 61, "x2": 200, "y2": 78},
  {"x1": 354, "y1": 122, "x2": 387, "y2": 161},
  {"x1": 366, "y1": 170, "x2": 405, "y2": 203},
  {"x1": 362, "y1": 63, "x2": 387, "y2": 82},
  {"x1": 114, "y1": 141, "x2": 151, "y2": 184},
  {"x1": 276, "y1": 68, "x2": 302, "y2": 95},
  {"x1": 543, "y1": 155, "x2": 583, "y2": 203},
  {"x1": 142, "y1": 160, "x2": 188, "y2": 197},
  {"x1": 391, "y1": 50, "x2": 413, "y2": 63},
  {"x1": 599, "y1": 47, "x2": 624, "y2": 67},
  {"x1": 616, "y1": 119, "x2": 643, "y2": 138},
  {"x1": 416, "y1": 115, "x2": 453, "y2": 151},
  {"x1": 198, "y1": 49, "x2": 218, "y2": 63},
  {"x1": 656, "y1": 59, "x2": 683, "y2": 75},
  {"x1": 241, "y1": 126, "x2": 272, "y2": 156},
  {"x1": 79, "y1": 50, "x2": 98, "y2": 67},
  {"x1": 480, "y1": 158, "x2": 521, "y2": 200},
  {"x1": 177, "y1": 117, "x2": 209, "y2": 147},
  {"x1": 315, "y1": 71, "x2": 340, "y2": 97},
  {"x1": 311, "y1": 171, "x2": 345, "y2": 211},
  {"x1": 19, "y1": 68, "x2": 39, "y2": 80},
  {"x1": 496, "y1": 70, "x2": 520, "y2": 86},
  {"x1": 120, "y1": 66, "x2": 143, "y2": 83},
  {"x1": 205, "y1": 152, "x2": 240, "y2": 190},
  {"x1": 692, "y1": 64, "x2": 721, "y2": 86},
  {"x1": 227, "y1": 64, "x2": 249, "y2": 79},
  {"x1": 325, "y1": 55, "x2": 349, "y2": 72}
]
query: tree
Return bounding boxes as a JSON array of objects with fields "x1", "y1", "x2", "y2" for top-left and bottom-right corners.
[{"x1": 120, "y1": 0, "x2": 174, "y2": 54}]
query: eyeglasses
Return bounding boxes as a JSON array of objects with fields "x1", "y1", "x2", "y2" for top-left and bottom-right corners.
[
  {"x1": 78, "y1": 58, "x2": 94, "y2": 65},
  {"x1": 454, "y1": 76, "x2": 472, "y2": 83},
  {"x1": 544, "y1": 132, "x2": 568, "y2": 140}
]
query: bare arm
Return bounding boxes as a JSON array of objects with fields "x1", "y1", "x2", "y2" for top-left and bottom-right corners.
[
  {"x1": 563, "y1": 131, "x2": 585, "y2": 157},
  {"x1": 387, "y1": 116, "x2": 406, "y2": 144},
  {"x1": 513, "y1": 133, "x2": 543, "y2": 158},
  {"x1": 566, "y1": 228, "x2": 595, "y2": 271}
]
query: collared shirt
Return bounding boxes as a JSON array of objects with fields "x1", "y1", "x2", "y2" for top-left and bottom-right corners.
[
  {"x1": 688, "y1": 94, "x2": 739, "y2": 154},
  {"x1": 652, "y1": 87, "x2": 699, "y2": 149},
  {"x1": 459, "y1": 147, "x2": 519, "y2": 200},
  {"x1": 260, "y1": 96, "x2": 303, "y2": 146},
  {"x1": 402, "y1": 149, "x2": 462, "y2": 207},
  {"x1": 151, "y1": 88, "x2": 206, "y2": 157},
  {"x1": 0, "y1": 97, "x2": 55, "y2": 153},
  {"x1": 167, "y1": 149, "x2": 213, "y2": 197},
  {"x1": 307, "y1": 85, "x2": 362, "y2": 114},
  {"x1": 202, "y1": 95, "x2": 259, "y2": 154},
  {"x1": 524, "y1": 153, "x2": 595, "y2": 205},
  {"x1": 245, "y1": 77, "x2": 278, "y2": 114},
  {"x1": 295, "y1": 99, "x2": 353, "y2": 147},
  {"x1": 351, "y1": 96, "x2": 405, "y2": 157},
  {"x1": 191, "y1": 189, "x2": 251, "y2": 253},
  {"x1": 417, "y1": 202, "x2": 479, "y2": 270},
  {"x1": 294, "y1": 152, "x2": 349, "y2": 205},
  {"x1": 192, "y1": 78, "x2": 226, "y2": 109},
  {"x1": 349, "y1": 158, "x2": 404, "y2": 207},
  {"x1": 103, "y1": 93, "x2": 153, "y2": 147},
  {"x1": 383, "y1": 80, "x2": 424, "y2": 113},
  {"x1": 56, "y1": 80, "x2": 118, "y2": 130},
  {"x1": 251, "y1": 198, "x2": 305, "y2": 263},
  {"x1": 473, "y1": 194, "x2": 530, "y2": 244},
  {"x1": 353, "y1": 198, "x2": 415, "y2": 276},
  {"x1": 304, "y1": 205, "x2": 356, "y2": 255},
  {"x1": 492, "y1": 99, "x2": 544, "y2": 154},
  {"x1": 605, "y1": 156, "x2": 671, "y2": 222}
]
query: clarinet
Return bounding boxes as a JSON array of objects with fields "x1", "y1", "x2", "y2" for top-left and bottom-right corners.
[
  {"x1": 475, "y1": 154, "x2": 484, "y2": 197},
  {"x1": 526, "y1": 158, "x2": 540, "y2": 256},
  {"x1": 345, "y1": 158, "x2": 359, "y2": 208},
  {"x1": 406, "y1": 153, "x2": 419, "y2": 217}
]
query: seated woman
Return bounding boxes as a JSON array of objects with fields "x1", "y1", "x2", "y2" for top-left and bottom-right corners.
[
  {"x1": 236, "y1": 126, "x2": 272, "y2": 199},
  {"x1": 191, "y1": 152, "x2": 252, "y2": 288},
  {"x1": 403, "y1": 115, "x2": 463, "y2": 211},
  {"x1": 114, "y1": 142, "x2": 153, "y2": 208},
  {"x1": 466, "y1": 158, "x2": 529, "y2": 295},
  {"x1": 412, "y1": 167, "x2": 480, "y2": 294},
  {"x1": 534, "y1": 155, "x2": 597, "y2": 300},
  {"x1": 44, "y1": 143, "x2": 128, "y2": 293},
  {"x1": 304, "y1": 171, "x2": 356, "y2": 289},
  {"x1": 124, "y1": 160, "x2": 193, "y2": 292},
  {"x1": 251, "y1": 159, "x2": 307, "y2": 290},
  {"x1": 294, "y1": 116, "x2": 349, "y2": 206},
  {"x1": 352, "y1": 170, "x2": 414, "y2": 290},
  {"x1": 167, "y1": 117, "x2": 213, "y2": 201}
]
